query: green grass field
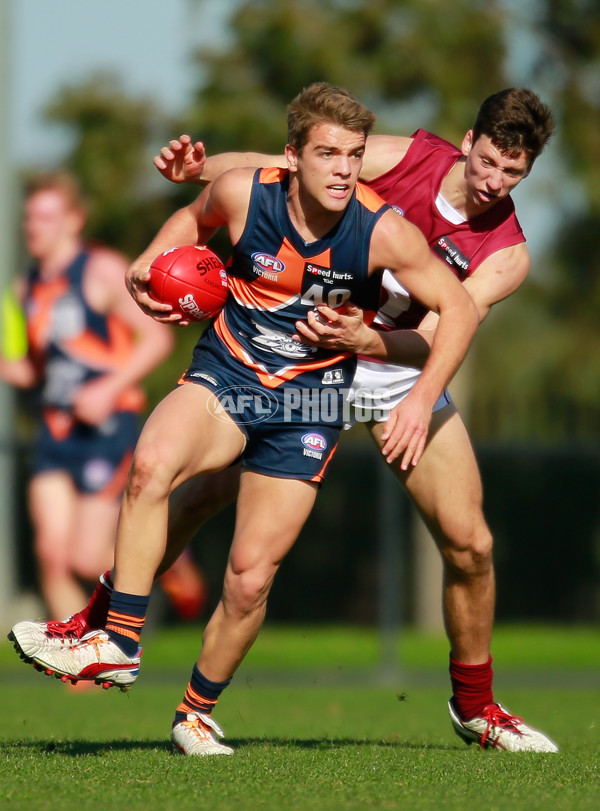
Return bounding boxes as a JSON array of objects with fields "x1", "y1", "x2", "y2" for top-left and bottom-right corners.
[{"x1": 1, "y1": 624, "x2": 599, "y2": 810}]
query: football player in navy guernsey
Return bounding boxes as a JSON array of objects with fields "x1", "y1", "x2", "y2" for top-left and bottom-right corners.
[
  {"x1": 9, "y1": 83, "x2": 478, "y2": 755},
  {"x1": 148, "y1": 87, "x2": 560, "y2": 753}
]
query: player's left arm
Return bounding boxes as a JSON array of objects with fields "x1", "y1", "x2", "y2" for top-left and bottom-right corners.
[
  {"x1": 462, "y1": 242, "x2": 530, "y2": 321},
  {"x1": 72, "y1": 248, "x2": 175, "y2": 426},
  {"x1": 297, "y1": 242, "x2": 530, "y2": 363},
  {"x1": 296, "y1": 303, "x2": 435, "y2": 366},
  {"x1": 153, "y1": 133, "x2": 412, "y2": 187},
  {"x1": 389, "y1": 242, "x2": 530, "y2": 349},
  {"x1": 370, "y1": 211, "x2": 479, "y2": 468}
]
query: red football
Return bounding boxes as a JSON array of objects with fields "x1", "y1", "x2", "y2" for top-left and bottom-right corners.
[{"x1": 148, "y1": 245, "x2": 228, "y2": 321}]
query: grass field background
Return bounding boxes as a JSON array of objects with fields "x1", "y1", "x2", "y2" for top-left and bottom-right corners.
[{"x1": 1, "y1": 623, "x2": 599, "y2": 810}]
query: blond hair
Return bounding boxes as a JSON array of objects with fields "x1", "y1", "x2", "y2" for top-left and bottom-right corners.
[
  {"x1": 287, "y1": 82, "x2": 376, "y2": 151},
  {"x1": 24, "y1": 171, "x2": 87, "y2": 214}
]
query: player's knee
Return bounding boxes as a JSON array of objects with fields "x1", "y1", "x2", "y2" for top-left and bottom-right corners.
[
  {"x1": 34, "y1": 538, "x2": 69, "y2": 572},
  {"x1": 125, "y1": 444, "x2": 174, "y2": 502},
  {"x1": 72, "y1": 561, "x2": 99, "y2": 581},
  {"x1": 73, "y1": 552, "x2": 111, "y2": 581},
  {"x1": 441, "y1": 524, "x2": 493, "y2": 580},
  {"x1": 224, "y1": 565, "x2": 274, "y2": 617}
]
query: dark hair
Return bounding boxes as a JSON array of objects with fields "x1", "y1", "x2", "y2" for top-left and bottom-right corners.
[
  {"x1": 287, "y1": 82, "x2": 376, "y2": 151},
  {"x1": 472, "y1": 88, "x2": 555, "y2": 165}
]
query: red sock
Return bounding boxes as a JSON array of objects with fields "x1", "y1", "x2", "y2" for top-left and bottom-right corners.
[
  {"x1": 82, "y1": 570, "x2": 114, "y2": 629},
  {"x1": 449, "y1": 655, "x2": 494, "y2": 720}
]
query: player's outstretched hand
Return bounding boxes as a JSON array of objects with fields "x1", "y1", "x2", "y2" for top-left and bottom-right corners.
[
  {"x1": 125, "y1": 263, "x2": 187, "y2": 325},
  {"x1": 379, "y1": 395, "x2": 431, "y2": 470},
  {"x1": 153, "y1": 134, "x2": 206, "y2": 184},
  {"x1": 294, "y1": 303, "x2": 370, "y2": 351}
]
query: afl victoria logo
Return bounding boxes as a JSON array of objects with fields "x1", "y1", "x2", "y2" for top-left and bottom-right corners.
[
  {"x1": 251, "y1": 253, "x2": 285, "y2": 273},
  {"x1": 301, "y1": 433, "x2": 327, "y2": 452}
]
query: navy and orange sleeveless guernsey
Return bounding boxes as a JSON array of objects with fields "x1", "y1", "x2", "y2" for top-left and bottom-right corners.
[
  {"x1": 25, "y1": 250, "x2": 144, "y2": 496},
  {"x1": 183, "y1": 168, "x2": 389, "y2": 482},
  {"x1": 25, "y1": 250, "x2": 145, "y2": 432},
  {"x1": 218, "y1": 167, "x2": 384, "y2": 386},
  {"x1": 367, "y1": 129, "x2": 525, "y2": 328}
]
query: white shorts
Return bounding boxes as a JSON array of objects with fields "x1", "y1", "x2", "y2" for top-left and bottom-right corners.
[{"x1": 344, "y1": 358, "x2": 452, "y2": 429}]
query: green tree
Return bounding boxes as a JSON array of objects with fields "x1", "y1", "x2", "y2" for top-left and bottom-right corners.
[
  {"x1": 537, "y1": 1, "x2": 600, "y2": 427},
  {"x1": 537, "y1": 0, "x2": 600, "y2": 207},
  {"x1": 470, "y1": 1, "x2": 600, "y2": 441},
  {"x1": 181, "y1": 0, "x2": 505, "y2": 151},
  {"x1": 41, "y1": 72, "x2": 189, "y2": 258}
]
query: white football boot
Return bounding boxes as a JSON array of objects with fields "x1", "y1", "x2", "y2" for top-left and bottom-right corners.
[
  {"x1": 24, "y1": 629, "x2": 141, "y2": 691},
  {"x1": 8, "y1": 571, "x2": 112, "y2": 660},
  {"x1": 9, "y1": 614, "x2": 90, "y2": 661},
  {"x1": 171, "y1": 712, "x2": 234, "y2": 756},
  {"x1": 448, "y1": 699, "x2": 558, "y2": 752}
]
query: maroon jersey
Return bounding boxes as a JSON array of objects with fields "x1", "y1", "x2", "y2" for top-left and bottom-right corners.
[{"x1": 367, "y1": 129, "x2": 525, "y2": 328}]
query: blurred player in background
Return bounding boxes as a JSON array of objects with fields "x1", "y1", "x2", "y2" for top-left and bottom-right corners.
[
  {"x1": 0, "y1": 172, "x2": 193, "y2": 621},
  {"x1": 9, "y1": 83, "x2": 478, "y2": 756}
]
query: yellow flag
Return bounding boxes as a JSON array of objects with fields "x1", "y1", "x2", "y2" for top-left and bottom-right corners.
[{"x1": 1, "y1": 287, "x2": 28, "y2": 360}]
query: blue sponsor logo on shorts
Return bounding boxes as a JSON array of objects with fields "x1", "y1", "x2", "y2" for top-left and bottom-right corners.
[{"x1": 301, "y1": 432, "x2": 327, "y2": 452}]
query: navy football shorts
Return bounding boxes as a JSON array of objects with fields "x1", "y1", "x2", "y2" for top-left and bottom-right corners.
[
  {"x1": 181, "y1": 330, "x2": 349, "y2": 484},
  {"x1": 32, "y1": 410, "x2": 139, "y2": 498}
]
